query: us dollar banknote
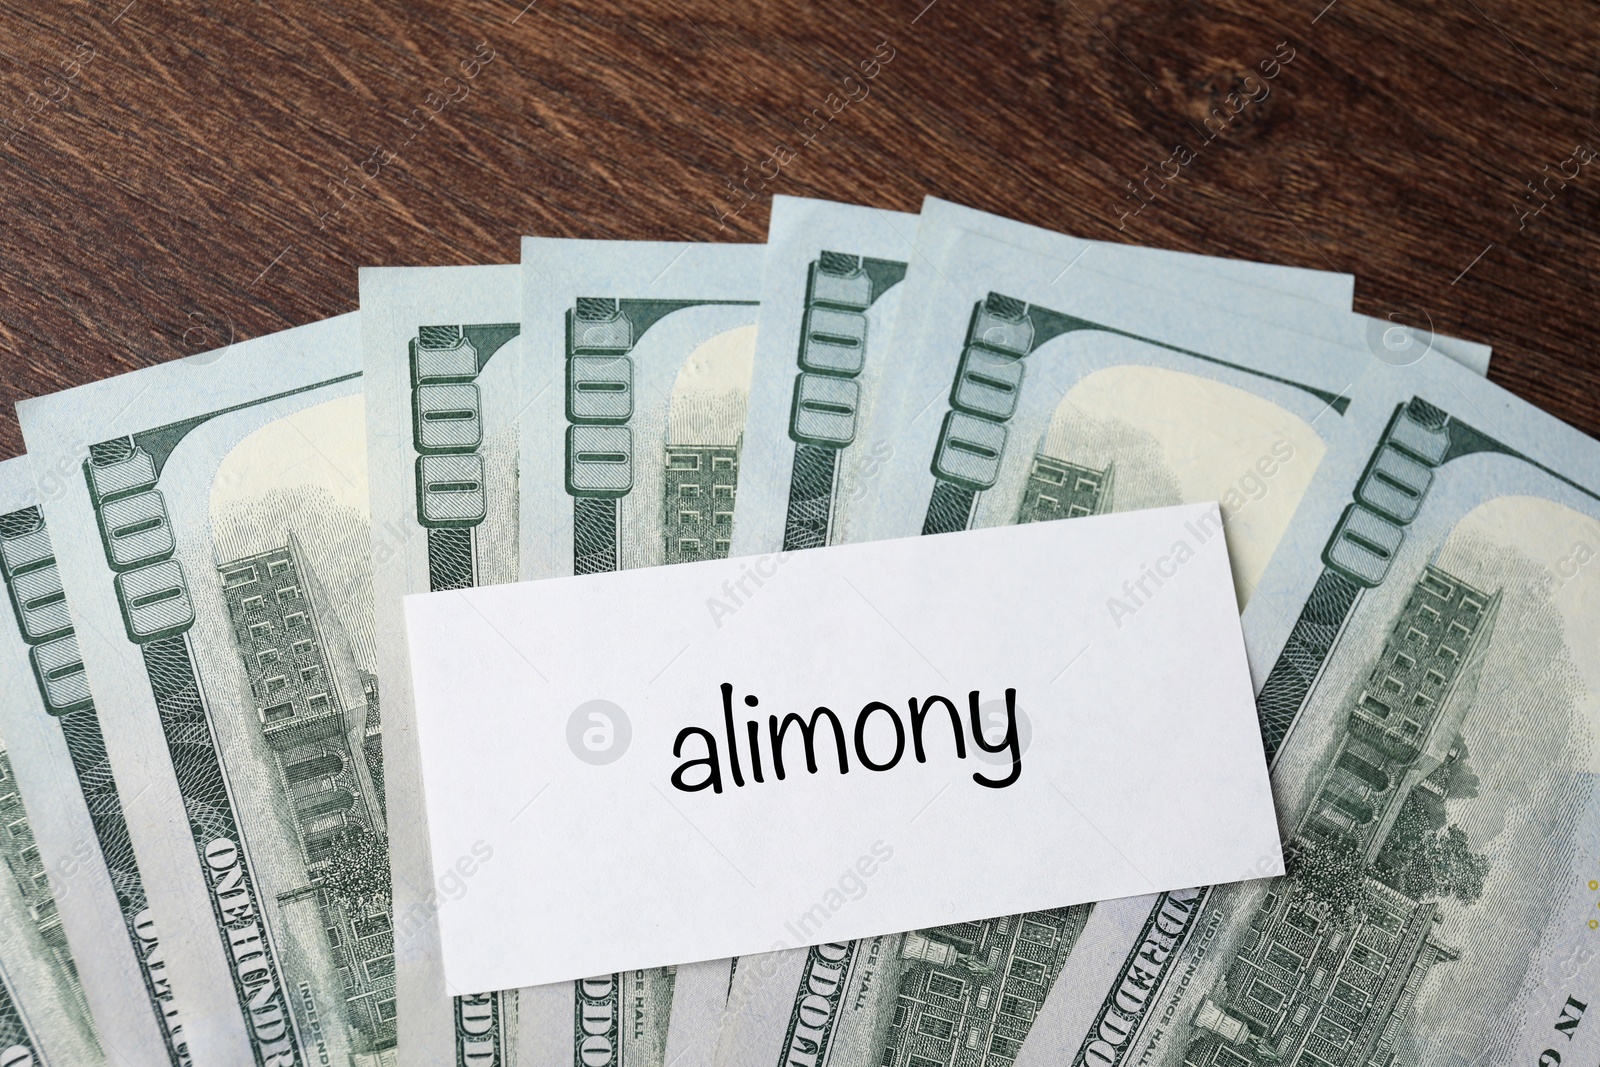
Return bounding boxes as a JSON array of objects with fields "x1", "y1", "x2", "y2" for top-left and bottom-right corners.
[
  {"x1": 360, "y1": 263, "x2": 525, "y2": 1067},
  {"x1": 18, "y1": 314, "x2": 399, "y2": 1067},
  {"x1": 522, "y1": 239, "x2": 765, "y2": 579},
  {"x1": 713, "y1": 227, "x2": 1425, "y2": 1067},
  {"x1": 515, "y1": 238, "x2": 764, "y2": 1067},
  {"x1": 1014, "y1": 333, "x2": 1600, "y2": 1067},
  {"x1": 835, "y1": 226, "x2": 1405, "y2": 593},
  {"x1": 713, "y1": 914, "x2": 1095, "y2": 1067},
  {"x1": 731, "y1": 194, "x2": 1381, "y2": 559},
  {"x1": 0, "y1": 454, "x2": 190, "y2": 1067},
  {"x1": 910, "y1": 199, "x2": 1491, "y2": 378},
  {"x1": 727, "y1": 196, "x2": 916, "y2": 555}
]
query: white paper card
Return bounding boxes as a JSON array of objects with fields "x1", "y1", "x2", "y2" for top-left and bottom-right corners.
[{"x1": 406, "y1": 502, "x2": 1283, "y2": 994}]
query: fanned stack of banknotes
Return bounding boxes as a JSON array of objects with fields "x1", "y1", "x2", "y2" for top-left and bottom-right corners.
[{"x1": 1, "y1": 193, "x2": 1595, "y2": 1067}]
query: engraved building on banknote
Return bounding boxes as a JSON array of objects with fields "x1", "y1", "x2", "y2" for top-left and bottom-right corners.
[
  {"x1": 217, "y1": 537, "x2": 397, "y2": 1054},
  {"x1": 878, "y1": 907, "x2": 1086, "y2": 1067},
  {"x1": 0, "y1": 741, "x2": 77, "y2": 983},
  {"x1": 1015, "y1": 458, "x2": 1113, "y2": 524},
  {"x1": 664, "y1": 443, "x2": 739, "y2": 563},
  {"x1": 1183, "y1": 566, "x2": 1496, "y2": 1067}
]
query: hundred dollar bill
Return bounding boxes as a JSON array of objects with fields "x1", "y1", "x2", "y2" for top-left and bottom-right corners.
[
  {"x1": 912, "y1": 198, "x2": 1492, "y2": 378},
  {"x1": 713, "y1": 913, "x2": 1096, "y2": 1067},
  {"x1": 18, "y1": 314, "x2": 399, "y2": 1066},
  {"x1": 0, "y1": 467, "x2": 107, "y2": 1067},
  {"x1": 731, "y1": 194, "x2": 1380, "y2": 558},
  {"x1": 359, "y1": 263, "x2": 524, "y2": 1067},
  {"x1": 0, "y1": 455, "x2": 190, "y2": 1067},
  {"x1": 835, "y1": 226, "x2": 1401, "y2": 592},
  {"x1": 713, "y1": 227, "x2": 1419, "y2": 1067},
  {"x1": 521, "y1": 238, "x2": 765, "y2": 579},
  {"x1": 1017, "y1": 332, "x2": 1600, "y2": 1067},
  {"x1": 725, "y1": 197, "x2": 917, "y2": 556},
  {"x1": 516, "y1": 238, "x2": 764, "y2": 1067}
]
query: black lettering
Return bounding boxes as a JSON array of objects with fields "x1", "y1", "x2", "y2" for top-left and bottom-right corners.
[
  {"x1": 676, "y1": 686, "x2": 1020, "y2": 792},
  {"x1": 968, "y1": 688, "x2": 1022, "y2": 788},
  {"x1": 853, "y1": 702, "x2": 905, "y2": 771},
  {"x1": 670, "y1": 727, "x2": 723, "y2": 793},
  {"x1": 744, "y1": 691, "x2": 763, "y2": 783},
  {"x1": 1555, "y1": 995, "x2": 1587, "y2": 1037},
  {"x1": 746, "y1": 720, "x2": 764, "y2": 783},
  {"x1": 719, "y1": 683, "x2": 745, "y2": 787},
  {"x1": 908, "y1": 695, "x2": 966, "y2": 762},
  {"x1": 769, "y1": 708, "x2": 850, "y2": 779}
]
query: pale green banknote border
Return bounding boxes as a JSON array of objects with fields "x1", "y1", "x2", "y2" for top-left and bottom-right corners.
[
  {"x1": 520, "y1": 238, "x2": 766, "y2": 581},
  {"x1": 361, "y1": 264, "x2": 526, "y2": 1067},
  {"x1": 913, "y1": 198, "x2": 1491, "y2": 377},
  {"x1": 918, "y1": 196, "x2": 1357, "y2": 308}
]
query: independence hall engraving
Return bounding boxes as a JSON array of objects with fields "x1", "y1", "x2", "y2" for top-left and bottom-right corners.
[
  {"x1": 219, "y1": 537, "x2": 397, "y2": 1054},
  {"x1": 1185, "y1": 566, "x2": 1497, "y2": 1067}
]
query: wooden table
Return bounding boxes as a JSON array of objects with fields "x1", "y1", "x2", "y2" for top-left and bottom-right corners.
[{"x1": 1, "y1": 0, "x2": 1595, "y2": 459}]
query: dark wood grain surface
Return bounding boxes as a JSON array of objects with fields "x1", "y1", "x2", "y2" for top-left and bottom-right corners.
[{"x1": 1, "y1": 0, "x2": 1595, "y2": 460}]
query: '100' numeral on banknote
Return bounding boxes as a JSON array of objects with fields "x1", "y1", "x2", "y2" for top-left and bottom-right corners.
[
  {"x1": 0, "y1": 503, "x2": 192, "y2": 1065},
  {"x1": 84, "y1": 435, "x2": 305, "y2": 1067},
  {"x1": 410, "y1": 322, "x2": 522, "y2": 1066},
  {"x1": 779, "y1": 252, "x2": 906, "y2": 550}
]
